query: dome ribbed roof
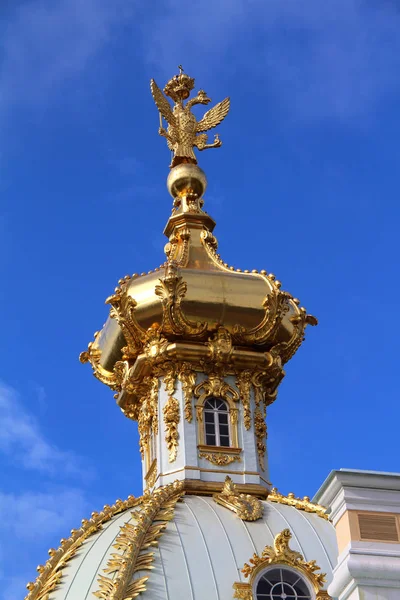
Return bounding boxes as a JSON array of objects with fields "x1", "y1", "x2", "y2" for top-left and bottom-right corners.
[{"x1": 26, "y1": 492, "x2": 337, "y2": 600}]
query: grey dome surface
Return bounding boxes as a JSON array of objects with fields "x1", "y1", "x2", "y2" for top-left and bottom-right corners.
[{"x1": 52, "y1": 495, "x2": 337, "y2": 600}]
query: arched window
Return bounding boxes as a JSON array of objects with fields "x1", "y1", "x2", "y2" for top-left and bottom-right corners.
[
  {"x1": 255, "y1": 566, "x2": 313, "y2": 599},
  {"x1": 204, "y1": 397, "x2": 230, "y2": 447}
]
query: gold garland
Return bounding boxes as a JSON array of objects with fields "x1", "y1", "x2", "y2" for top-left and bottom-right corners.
[
  {"x1": 95, "y1": 481, "x2": 184, "y2": 600},
  {"x1": 24, "y1": 494, "x2": 142, "y2": 600}
]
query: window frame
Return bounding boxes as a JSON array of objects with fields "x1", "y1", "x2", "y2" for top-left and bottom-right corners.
[
  {"x1": 253, "y1": 564, "x2": 315, "y2": 600},
  {"x1": 203, "y1": 397, "x2": 231, "y2": 447}
]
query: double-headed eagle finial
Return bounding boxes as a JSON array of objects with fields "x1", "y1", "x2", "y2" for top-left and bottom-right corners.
[{"x1": 150, "y1": 66, "x2": 230, "y2": 168}]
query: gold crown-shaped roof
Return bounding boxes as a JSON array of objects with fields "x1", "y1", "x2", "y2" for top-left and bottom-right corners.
[{"x1": 80, "y1": 163, "x2": 316, "y2": 418}]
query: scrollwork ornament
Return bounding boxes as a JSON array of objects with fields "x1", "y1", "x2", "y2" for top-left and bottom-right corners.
[
  {"x1": 105, "y1": 283, "x2": 146, "y2": 359},
  {"x1": 79, "y1": 336, "x2": 120, "y2": 391},
  {"x1": 233, "y1": 528, "x2": 331, "y2": 600},
  {"x1": 236, "y1": 370, "x2": 252, "y2": 430},
  {"x1": 214, "y1": 476, "x2": 263, "y2": 521},
  {"x1": 199, "y1": 452, "x2": 241, "y2": 466},
  {"x1": 206, "y1": 326, "x2": 233, "y2": 365},
  {"x1": 194, "y1": 373, "x2": 239, "y2": 404},
  {"x1": 177, "y1": 363, "x2": 196, "y2": 422},
  {"x1": 254, "y1": 406, "x2": 267, "y2": 470},
  {"x1": 233, "y1": 289, "x2": 291, "y2": 347},
  {"x1": 155, "y1": 260, "x2": 208, "y2": 338},
  {"x1": 163, "y1": 396, "x2": 180, "y2": 462}
]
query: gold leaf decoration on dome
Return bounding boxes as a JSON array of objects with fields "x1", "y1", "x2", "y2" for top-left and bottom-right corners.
[
  {"x1": 151, "y1": 67, "x2": 230, "y2": 168},
  {"x1": 271, "y1": 305, "x2": 318, "y2": 365},
  {"x1": 177, "y1": 362, "x2": 197, "y2": 422},
  {"x1": 105, "y1": 278, "x2": 147, "y2": 359},
  {"x1": 233, "y1": 289, "x2": 291, "y2": 346},
  {"x1": 236, "y1": 370, "x2": 252, "y2": 430},
  {"x1": 165, "y1": 226, "x2": 191, "y2": 266},
  {"x1": 95, "y1": 481, "x2": 184, "y2": 600},
  {"x1": 214, "y1": 476, "x2": 263, "y2": 521},
  {"x1": 268, "y1": 488, "x2": 329, "y2": 521},
  {"x1": 206, "y1": 326, "x2": 233, "y2": 365},
  {"x1": 25, "y1": 494, "x2": 142, "y2": 600},
  {"x1": 155, "y1": 260, "x2": 208, "y2": 338},
  {"x1": 233, "y1": 528, "x2": 331, "y2": 600},
  {"x1": 79, "y1": 333, "x2": 123, "y2": 391}
]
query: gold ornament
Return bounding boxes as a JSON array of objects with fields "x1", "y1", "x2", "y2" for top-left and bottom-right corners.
[
  {"x1": 206, "y1": 326, "x2": 233, "y2": 365},
  {"x1": 254, "y1": 406, "x2": 267, "y2": 470},
  {"x1": 163, "y1": 395, "x2": 180, "y2": 463},
  {"x1": 268, "y1": 488, "x2": 329, "y2": 521},
  {"x1": 214, "y1": 476, "x2": 263, "y2": 521},
  {"x1": 236, "y1": 370, "x2": 252, "y2": 430},
  {"x1": 155, "y1": 260, "x2": 208, "y2": 338},
  {"x1": 25, "y1": 494, "x2": 142, "y2": 600},
  {"x1": 233, "y1": 528, "x2": 331, "y2": 600},
  {"x1": 95, "y1": 481, "x2": 184, "y2": 600},
  {"x1": 199, "y1": 452, "x2": 241, "y2": 466},
  {"x1": 79, "y1": 334, "x2": 121, "y2": 390},
  {"x1": 150, "y1": 67, "x2": 230, "y2": 168},
  {"x1": 105, "y1": 281, "x2": 146, "y2": 359},
  {"x1": 177, "y1": 363, "x2": 197, "y2": 422},
  {"x1": 194, "y1": 372, "x2": 239, "y2": 404}
]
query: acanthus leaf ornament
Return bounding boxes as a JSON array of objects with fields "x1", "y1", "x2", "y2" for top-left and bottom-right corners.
[
  {"x1": 161, "y1": 366, "x2": 180, "y2": 463},
  {"x1": 95, "y1": 481, "x2": 184, "y2": 600},
  {"x1": 25, "y1": 494, "x2": 142, "y2": 600},
  {"x1": 214, "y1": 476, "x2": 263, "y2": 521},
  {"x1": 151, "y1": 67, "x2": 230, "y2": 168},
  {"x1": 105, "y1": 281, "x2": 146, "y2": 359},
  {"x1": 236, "y1": 370, "x2": 252, "y2": 430},
  {"x1": 177, "y1": 362, "x2": 197, "y2": 422},
  {"x1": 254, "y1": 405, "x2": 267, "y2": 470},
  {"x1": 199, "y1": 452, "x2": 241, "y2": 466},
  {"x1": 155, "y1": 260, "x2": 208, "y2": 338},
  {"x1": 233, "y1": 289, "x2": 291, "y2": 347},
  {"x1": 233, "y1": 528, "x2": 331, "y2": 600}
]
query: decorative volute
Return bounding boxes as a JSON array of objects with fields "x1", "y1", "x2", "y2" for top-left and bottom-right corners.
[{"x1": 80, "y1": 68, "x2": 317, "y2": 497}]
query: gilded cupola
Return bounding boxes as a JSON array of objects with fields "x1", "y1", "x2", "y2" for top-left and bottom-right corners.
[{"x1": 80, "y1": 67, "x2": 317, "y2": 497}]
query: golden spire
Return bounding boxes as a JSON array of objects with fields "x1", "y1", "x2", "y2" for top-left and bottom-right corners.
[{"x1": 150, "y1": 66, "x2": 230, "y2": 168}]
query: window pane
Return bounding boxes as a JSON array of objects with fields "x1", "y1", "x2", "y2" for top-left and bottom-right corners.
[
  {"x1": 206, "y1": 433, "x2": 216, "y2": 445},
  {"x1": 204, "y1": 411, "x2": 214, "y2": 423},
  {"x1": 219, "y1": 423, "x2": 229, "y2": 436},
  {"x1": 205, "y1": 423, "x2": 215, "y2": 434},
  {"x1": 219, "y1": 436, "x2": 230, "y2": 447},
  {"x1": 218, "y1": 412, "x2": 228, "y2": 424}
]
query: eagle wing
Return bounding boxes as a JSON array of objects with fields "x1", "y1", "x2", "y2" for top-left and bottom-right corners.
[
  {"x1": 150, "y1": 79, "x2": 176, "y2": 126},
  {"x1": 196, "y1": 97, "x2": 230, "y2": 132}
]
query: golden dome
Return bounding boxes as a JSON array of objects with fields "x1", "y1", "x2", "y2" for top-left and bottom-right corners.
[{"x1": 80, "y1": 163, "x2": 316, "y2": 416}]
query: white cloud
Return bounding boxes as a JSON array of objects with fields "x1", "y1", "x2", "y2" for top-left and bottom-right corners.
[
  {"x1": 0, "y1": 488, "x2": 89, "y2": 540},
  {"x1": 0, "y1": 488, "x2": 91, "y2": 600},
  {"x1": 145, "y1": 0, "x2": 400, "y2": 121},
  {"x1": 0, "y1": 382, "x2": 91, "y2": 478}
]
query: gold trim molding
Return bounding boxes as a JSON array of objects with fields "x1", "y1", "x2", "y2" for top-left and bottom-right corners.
[
  {"x1": 233, "y1": 528, "x2": 331, "y2": 600},
  {"x1": 214, "y1": 476, "x2": 263, "y2": 521},
  {"x1": 269, "y1": 488, "x2": 329, "y2": 521}
]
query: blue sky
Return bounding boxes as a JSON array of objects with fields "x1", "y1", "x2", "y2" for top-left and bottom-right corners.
[{"x1": 1, "y1": 0, "x2": 400, "y2": 597}]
